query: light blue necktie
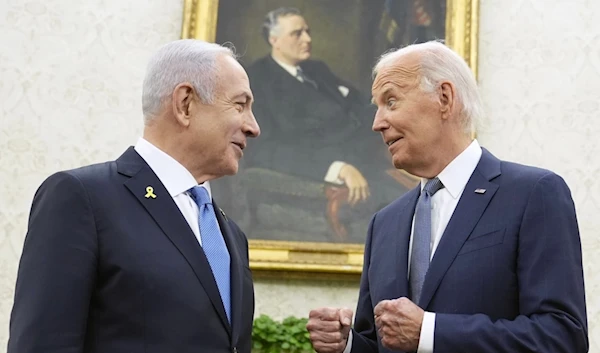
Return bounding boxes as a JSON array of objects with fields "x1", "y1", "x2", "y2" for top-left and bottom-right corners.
[
  {"x1": 410, "y1": 177, "x2": 444, "y2": 304},
  {"x1": 189, "y1": 186, "x2": 231, "y2": 323}
]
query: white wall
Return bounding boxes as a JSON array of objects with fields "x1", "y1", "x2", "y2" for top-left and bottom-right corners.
[
  {"x1": 0, "y1": 0, "x2": 598, "y2": 351},
  {"x1": 0, "y1": 0, "x2": 183, "y2": 349},
  {"x1": 477, "y1": 0, "x2": 600, "y2": 350}
]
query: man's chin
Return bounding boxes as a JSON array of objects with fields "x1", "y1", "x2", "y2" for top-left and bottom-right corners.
[
  {"x1": 223, "y1": 160, "x2": 239, "y2": 176},
  {"x1": 392, "y1": 158, "x2": 406, "y2": 171}
]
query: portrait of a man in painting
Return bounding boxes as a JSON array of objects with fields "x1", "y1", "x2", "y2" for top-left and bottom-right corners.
[
  {"x1": 181, "y1": 0, "x2": 477, "y2": 272},
  {"x1": 203, "y1": 0, "x2": 448, "y2": 244}
]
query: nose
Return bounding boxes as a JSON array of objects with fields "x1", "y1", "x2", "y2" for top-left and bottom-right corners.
[
  {"x1": 372, "y1": 108, "x2": 387, "y2": 132},
  {"x1": 302, "y1": 30, "x2": 311, "y2": 43},
  {"x1": 244, "y1": 110, "x2": 261, "y2": 138}
]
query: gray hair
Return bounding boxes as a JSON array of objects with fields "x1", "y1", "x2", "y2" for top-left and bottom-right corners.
[
  {"x1": 142, "y1": 39, "x2": 235, "y2": 123},
  {"x1": 373, "y1": 41, "x2": 483, "y2": 135},
  {"x1": 261, "y1": 7, "x2": 301, "y2": 45}
]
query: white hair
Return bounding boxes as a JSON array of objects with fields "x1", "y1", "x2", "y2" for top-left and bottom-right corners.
[
  {"x1": 373, "y1": 41, "x2": 483, "y2": 135},
  {"x1": 141, "y1": 39, "x2": 235, "y2": 123}
]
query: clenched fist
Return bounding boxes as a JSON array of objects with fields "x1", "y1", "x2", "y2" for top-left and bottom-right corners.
[
  {"x1": 374, "y1": 297, "x2": 424, "y2": 352},
  {"x1": 306, "y1": 307, "x2": 353, "y2": 353}
]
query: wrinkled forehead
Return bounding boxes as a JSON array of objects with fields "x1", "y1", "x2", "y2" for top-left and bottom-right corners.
[{"x1": 372, "y1": 62, "x2": 421, "y2": 96}]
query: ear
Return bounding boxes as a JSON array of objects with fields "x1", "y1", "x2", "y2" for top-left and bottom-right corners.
[
  {"x1": 439, "y1": 81, "x2": 455, "y2": 120},
  {"x1": 172, "y1": 82, "x2": 195, "y2": 127},
  {"x1": 268, "y1": 35, "x2": 278, "y2": 47}
]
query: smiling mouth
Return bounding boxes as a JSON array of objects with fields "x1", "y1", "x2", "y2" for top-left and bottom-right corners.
[
  {"x1": 232, "y1": 142, "x2": 245, "y2": 151},
  {"x1": 387, "y1": 138, "x2": 402, "y2": 147}
]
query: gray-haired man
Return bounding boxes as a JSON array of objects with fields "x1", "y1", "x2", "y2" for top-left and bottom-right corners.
[{"x1": 9, "y1": 39, "x2": 260, "y2": 353}]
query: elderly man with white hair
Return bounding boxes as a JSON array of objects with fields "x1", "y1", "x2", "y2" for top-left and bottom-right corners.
[
  {"x1": 306, "y1": 40, "x2": 588, "y2": 353},
  {"x1": 9, "y1": 39, "x2": 260, "y2": 353}
]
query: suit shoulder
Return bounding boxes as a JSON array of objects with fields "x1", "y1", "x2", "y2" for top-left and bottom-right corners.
[
  {"x1": 499, "y1": 160, "x2": 562, "y2": 184},
  {"x1": 65, "y1": 160, "x2": 116, "y2": 181},
  {"x1": 301, "y1": 59, "x2": 332, "y2": 73},
  {"x1": 30, "y1": 162, "x2": 115, "y2": 212},
  {"x1": 376, "y1": 188, "x2": 419, "y2": 220},
  {"x1": 302, "y1": 59, "x2": 328, "y2": 69},
  {"x1": 246, "y1": 56, "x2": 271, "y2": 76},
  {"x1": 489, "y1": 159, "x2": 572, "y2": 199},
  {"x1": 40, "y1": 161, "x2": 116, "y2": 192}
]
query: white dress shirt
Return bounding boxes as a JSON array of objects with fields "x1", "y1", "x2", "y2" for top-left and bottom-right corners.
[
  {"x1": 134, "y1": 137, "x2": 211, "y2": 246},
  {"x1": 271, "y1": 55, "x2": 350, "y2": 184},
  {"x1": 344, "y1": 139, "x2": 482, "y2": 353}
]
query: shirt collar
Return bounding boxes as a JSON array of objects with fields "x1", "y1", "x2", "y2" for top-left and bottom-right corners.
[
  {"x1": 271, "y1": 55, "x2": 299, "y2": 77},
  {"x1": 420, "y1": 139, "x2": 482, "y2": 199},
  {"x1": 134, "y1": 137, "x2": 212, "y2": 199}
]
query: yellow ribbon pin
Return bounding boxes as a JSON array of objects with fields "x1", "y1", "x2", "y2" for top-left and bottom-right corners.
[{"x1": 145, "y1": 186, "x2": 157, "y2": 199}]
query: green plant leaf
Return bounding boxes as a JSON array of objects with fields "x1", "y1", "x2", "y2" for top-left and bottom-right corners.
[{"x1": 252, "y1": 314, "x2": 314, "y2": 353}]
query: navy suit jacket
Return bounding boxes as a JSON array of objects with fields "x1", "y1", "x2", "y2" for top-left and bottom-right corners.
[
  {"x1": 8, "y1": 147, "x2": 255, "y2": 353},
  {"x1": 351, "y1": 149, "x2": 588, "y2": 352}
]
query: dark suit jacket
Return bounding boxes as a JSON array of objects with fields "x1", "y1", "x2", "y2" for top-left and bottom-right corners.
[
  {"x1": 245, "y1": 55, "x2": 382, "y2": 182},
  {"x1": 351, "y1": 149, "x2": 588, "y2": 352},
  {"x1": 8, "y1": 147, "x2": 255, "y2": 353}
]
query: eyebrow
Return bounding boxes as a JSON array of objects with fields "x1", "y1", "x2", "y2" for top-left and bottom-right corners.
[
  {"x1": 231, "y1": 92, "x2": 253, "y2": 102},
  {"x1": 371, "y1": 87, "x2": 394, "y2": 104},
  {"x1": 289, "y1": 26, "x2": 309, "y2": 34},
  {"x1": 371, "y1": 80, "x2": 413, "y2": 104}
]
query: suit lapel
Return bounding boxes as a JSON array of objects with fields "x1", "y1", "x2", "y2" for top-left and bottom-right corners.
[
  {"x1": 267, "y1": 57, "x2": 299, "y2": 89},
  {"x1": 118, "y1": 149, "x2": 232, "y2": 335},
  {"x1": 214, "y1": 201, "x2": 243, "y2": 345},
  {"x1": 300, "y1": 63, "x2": 349, "y2": 109},
  {"x1": 266, "y1": 56, "x2": 346, "y2": 109},
  {"x1": 390, "y1": 188, "x2": 420, "y2": 299},
  {"x1": 419, "y1": 149, "x2": 501, "y2": 308}
]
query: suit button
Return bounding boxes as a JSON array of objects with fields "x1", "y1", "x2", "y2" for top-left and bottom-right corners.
[{"x1": 232, "y1": 347, "x2": 237, "y2": 353}]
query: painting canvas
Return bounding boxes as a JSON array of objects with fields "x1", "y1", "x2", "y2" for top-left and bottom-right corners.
[{"x1": 182, "y1": 0, "x2": 478, "y2": 275}]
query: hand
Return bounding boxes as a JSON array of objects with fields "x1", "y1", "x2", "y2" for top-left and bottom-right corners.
[
  {"x1": 374, "y1": 298, "x2": 424, "y2": 352},
  {"x1": 306, "y1": 307, "x2": 353, "y2": 353},
  {"x1": 338, "y1": 164, "x2": 370, "y2": 205}
]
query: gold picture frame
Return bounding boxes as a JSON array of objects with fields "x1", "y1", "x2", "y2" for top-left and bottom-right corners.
[{"x1": 181, "y1": 0, "x2": 479, "y2": 278}]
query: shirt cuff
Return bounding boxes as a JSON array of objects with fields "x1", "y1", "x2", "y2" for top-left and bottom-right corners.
[
  {"x1": 417, "y1": 312, "x2": 435, "y2": 353},
  {"x1": 338, "y1": 85, "x2": 350, "y2": 97},
  {"x1": 342, "y1": 330, "x2": 353, "y2": 353},
  {"x1": 324, "y1": 161, "x2": 347, "y2": 185}
]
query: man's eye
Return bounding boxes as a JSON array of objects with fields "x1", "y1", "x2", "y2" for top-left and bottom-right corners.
[{"x1": 387, "y1": 99, "x2": 396, "y2": 108}]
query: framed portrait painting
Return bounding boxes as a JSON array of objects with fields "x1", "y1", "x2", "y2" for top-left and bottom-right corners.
[{"x1": 181, "y1": 0, "x2": 479, "y2": 278}]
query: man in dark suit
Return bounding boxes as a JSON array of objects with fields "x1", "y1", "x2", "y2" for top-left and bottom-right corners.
[
  {"x1": 306, "y1": 41, "x2": 588, "y2": 352},
  {"x1": 8, "y1": 39, "x2": 260, "y2": 353},
  {"x1": 245, "y1": 7, "x2": 408, "y2": 234}
]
